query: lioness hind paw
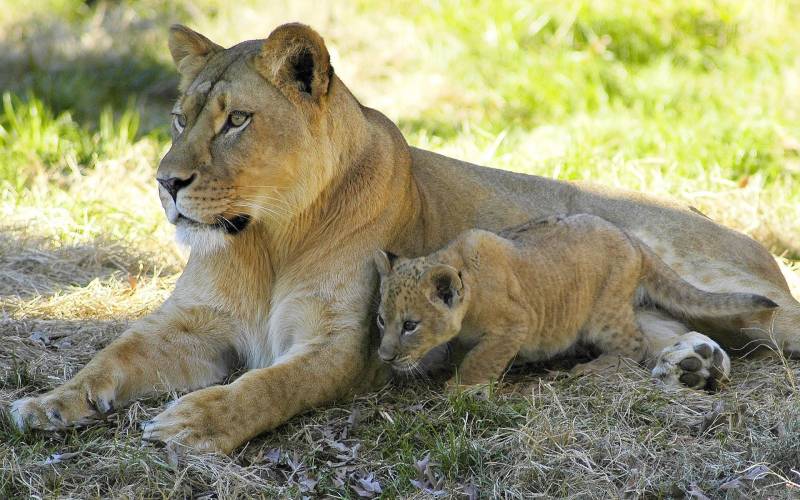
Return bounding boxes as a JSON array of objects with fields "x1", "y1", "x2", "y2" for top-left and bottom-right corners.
[{"x1": 651, "y1": 332, "x2": 730, "y2": 390}]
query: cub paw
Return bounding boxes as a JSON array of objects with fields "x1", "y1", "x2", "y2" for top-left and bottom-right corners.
[
  {"x1": 10, "y1": 380, "x2": 116, "y2": 431},
  {"x1": 445, "y1": 378, "x2": 492, "y2": 399},
  {"x1": 141, "y1": 386, "x2": 238, "y2": 454},
  {"x1": 651, "y1": 332, "x2": 730, "y2": 390}
]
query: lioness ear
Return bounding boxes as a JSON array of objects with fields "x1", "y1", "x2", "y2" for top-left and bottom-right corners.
[
  {"x1": 256, "y1": 23, "x2": 332, "y2": 102},
  {"x1": 374, "y1": 250, "x2": 399, "y2": 277},
  {"x1": 425, "y1": 265, "x2": 463, "y2": 308},
  {"x1": 168, "y1": 25, "x2": 223, "y2": 89}
]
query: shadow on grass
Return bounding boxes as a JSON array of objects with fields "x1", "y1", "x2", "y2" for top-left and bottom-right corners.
[
  {"x1": 1, "y1": 51, "x2": 178, "y2": 129},
  {"x1": 0, "y1": 10, "x2": 179, "y2": 132}
]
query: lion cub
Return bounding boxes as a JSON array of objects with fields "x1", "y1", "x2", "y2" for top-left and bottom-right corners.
[{"x1": 374, "y1": 214, "x2": 777, "y2": 387}]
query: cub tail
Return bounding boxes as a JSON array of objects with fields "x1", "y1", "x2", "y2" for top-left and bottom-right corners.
[{"x1": 636, "y1": 241, "x2": 778, "y2": 318}]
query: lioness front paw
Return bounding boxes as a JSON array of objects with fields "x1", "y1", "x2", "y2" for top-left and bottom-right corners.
[
  {"x1": 141, "y1": 386, "x2": 239, "y2": 454},
  {"x1": 10, "y1": 379, "x2": 116, "y2": 431},
  {"x1": 651, "y1": 332, "x2": 730, "y2": 390}
]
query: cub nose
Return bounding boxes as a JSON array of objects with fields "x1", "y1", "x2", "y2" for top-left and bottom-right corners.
[
  {"x1": 157, "y1": 174, "x2": 196, "y2": 202},
  {"x1": 378, "y1": 350, "x2": 397, "y2": 362}
]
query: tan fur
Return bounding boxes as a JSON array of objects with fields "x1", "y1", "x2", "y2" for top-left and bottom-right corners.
[
  {"x1": 374, "y1": 215, "x2": 777, "y2": 387},
  {"x1": 10, "y1": 23, "x2": 800, "y2": 453}
]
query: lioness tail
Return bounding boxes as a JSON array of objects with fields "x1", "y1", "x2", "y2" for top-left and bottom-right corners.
[{"x1": 637, "y1": 241, "x2": 778, "y2": 317}]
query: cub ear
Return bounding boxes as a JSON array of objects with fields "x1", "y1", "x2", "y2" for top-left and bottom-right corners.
[
  {"x1": 373, "y1": 250, "x2": 399, "y2": 277},
  {"x1": 256, "y1": 23, "x2": 332, "y2": 102},
  {"x1": 168, "y1": 25, "x2": 223, "y2": 89},
  {"x1": 425, "y1": 265, "x2": 463, "y2": 308}
]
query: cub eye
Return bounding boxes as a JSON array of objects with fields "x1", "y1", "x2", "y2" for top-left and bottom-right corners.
[
  {"x1": 376, "y1": 315, "x2": 385, "y2": 329},
  {"x1": 172, "y1": 113, "x2": 186, "y2": 133},
  {"x1": 227, "y1": 111, "x2": 251, "y2": 129},
  {"x1": 402, "y1": 320, "x2": 419, "y2": 334}
]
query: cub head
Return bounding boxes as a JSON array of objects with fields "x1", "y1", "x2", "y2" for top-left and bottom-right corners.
[
  {"x1": 373, "y1": 250, "x2": 468, "y2": 373},
  {"x1": 156, "y1": 23, "x2": 342, "y2": 253}
]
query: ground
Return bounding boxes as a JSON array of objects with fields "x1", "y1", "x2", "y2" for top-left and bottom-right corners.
[{"x1": 1, "y1": 0, "x2": 799, "y2": 497}]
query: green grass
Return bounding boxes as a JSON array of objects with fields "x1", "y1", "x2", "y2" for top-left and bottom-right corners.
[
  {"x1": 1, "y1": 0, "x2": 799, "y2": 497},
  {"x1": 2, "y1": 0, "x2": 799, "y2": 253}
]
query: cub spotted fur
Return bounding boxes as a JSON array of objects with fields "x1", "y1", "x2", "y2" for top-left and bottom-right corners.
[{"x1": 375, "y1": 214, "x2": 778, "y2": 388}]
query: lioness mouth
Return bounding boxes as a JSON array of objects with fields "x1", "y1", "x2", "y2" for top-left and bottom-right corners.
[{"x1": 176, "y1": 213, "x2": 251, "y2": 235}]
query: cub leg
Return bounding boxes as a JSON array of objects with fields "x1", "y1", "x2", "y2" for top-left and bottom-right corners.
[
  {"x1": 11, "y1": 305, "x2": 238, "y2": 431},
  {"x1": 572, "y1": 305, "x2": 648, "y2": 375},
  {"x1": 449, "y1": 328, "x2": 526, "y2": 389}
]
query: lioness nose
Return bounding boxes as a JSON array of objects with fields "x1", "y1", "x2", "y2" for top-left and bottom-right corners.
[{"x1": 157, "y1": 174, "x2": 196, "y2": 202}]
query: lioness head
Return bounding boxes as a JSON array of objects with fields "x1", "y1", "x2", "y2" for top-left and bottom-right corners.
[
  {"x1": 373, "y1": 251, "x2": 469, "y2": 372},
  {"x1": 156, "y1": 23, "x2": 345, "y2": 253}
]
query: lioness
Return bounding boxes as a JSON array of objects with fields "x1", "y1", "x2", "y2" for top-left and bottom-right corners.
[
  {"x1": 374, "y1": 215, "x2": 778, "y2": 390},
  {"x1": 11, "y1": 23, "x2": 800, "y2": 453}
]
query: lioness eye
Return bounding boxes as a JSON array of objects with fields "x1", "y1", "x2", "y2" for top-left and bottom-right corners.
[
  {"x1": 172, "y1": 113, "x2": 186, "y2": 133},
  {"x1": 377, "y1": 315, "x2": 385, "y2": 329},
  {"x1": 402, "y1": 321, "x2": 419, "y2": 333},
  {"x1": 228, "y1": 111, "x2": 251, "y2": 128}
]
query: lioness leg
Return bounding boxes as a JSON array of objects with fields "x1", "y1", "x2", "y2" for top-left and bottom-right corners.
[
  {"x1": 690, "y1": 277, "x2": 800, "y2": 356},
  {"x1": 141, "y1": 330, "x2": 366, "y2": 453},
  {"x1": 735, "y1": 291, "x2": 800, "y2": 355},
  {"x1": 11, "y1": 305, "x2": 238, "y2": 431},
  {"x1": 637, "y1": 310, "x2": 731, "y2": 390}
]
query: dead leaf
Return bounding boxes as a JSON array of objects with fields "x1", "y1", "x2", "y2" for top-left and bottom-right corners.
[
  {"x1": 165, "y1": 442, "x2": 183, "y2": 469},
  {"x1": 696, "y1": 401, "x2": 727, "y2": 434},
  {"x1": 328, "y1": 440, "x2": 350, "y2": 453},
  {"x1": 737, "y1": 176, "x2": 749, "y2": 189},
  {"x1": 346, "y1": 407, "x2": 362, "y2": 434},
  {"x1": 719, "y1": 464, "x2": 772, "y2": 492},
  {"x1": 461, "y1": 482, "x2": 478, "y2": 500},
  {"x1": 41, "y1": 452, "x2": 79, "y2": 465},
  {"x1": 687, "y1": 483, "x2": 710, "y2": 500},
  {"x1": 352, "y1": 472, "x2": 382, "y2": 498},
  {"x1": 333, "y1": 470, "x2": 346, "y2": 488},
  {"x1": 719, "y1": 478, "x2": 741, "y2": 491},
  {"x1": 127, "y1": 274, "x2": 138, "y2": 292},
  {"x1": 29, "y1": 331, "x2": 67, "y2": 348},
  {"x1": 298, "y1": 473, "x2": 318, "y2": 493},
  {"x1": 411, "y1": 454, "x2": 447, "y2": 496},
  {"x1": 29, "y1": 331, "x2": 50, "y2": 347},
  {"x1": 286, "y1": 453, "x2": 304, "y2": 476},
  {"x1": 740, "y1": 465, "x2": 770, "y2": 481},
  {"x1": 263, "y1": 448, "x2": 281, "y2": 464},
  {"x1": 414, "y1": 453, "x2": 431, "y2": 475}
]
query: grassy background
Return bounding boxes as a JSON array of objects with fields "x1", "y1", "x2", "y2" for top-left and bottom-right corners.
[{"x1": 1, "y1": 0, "x2": 798, "y2": 497}]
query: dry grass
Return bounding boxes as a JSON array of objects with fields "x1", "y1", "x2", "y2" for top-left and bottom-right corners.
[
  {"x1": 2, "y1": 335, "x2": 798, "y2": 497},
  {"x1": 2, "y1": 0, "x2": 800, "y2": 497}
]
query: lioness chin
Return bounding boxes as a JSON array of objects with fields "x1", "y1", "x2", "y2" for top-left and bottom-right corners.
[{"x1": 10, "y1": 22, "x2": 800, "y2": 454}]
